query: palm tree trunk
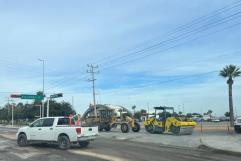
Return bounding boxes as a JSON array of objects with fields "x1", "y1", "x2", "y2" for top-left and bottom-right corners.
[{"x1": 228, "y1": 83, "x2": 234, "y2": 127}]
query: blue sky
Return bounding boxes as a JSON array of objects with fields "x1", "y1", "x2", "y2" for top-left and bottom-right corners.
[{"x1": 0, "y1": 0, "x2": 241, "y2": 116}]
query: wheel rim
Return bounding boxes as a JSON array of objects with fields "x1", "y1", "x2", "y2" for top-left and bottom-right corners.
[
  {"x1": 60, "y1": 138, "x2": 67, "y2": 147},
  {"x1": 122, "y1": 124, "x2": 127, "y2": 131},
  {"x1": 133, "y1": 124, "x2": 139, "y2": 131},
  {"x1": 19, "y1": 136, "x2": 25, "y2": 145}
]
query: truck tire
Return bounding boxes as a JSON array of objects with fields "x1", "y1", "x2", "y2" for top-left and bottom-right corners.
[
  {"x1": 132, "y1": 122, "x2": 140, "y2": 132},
  {"x1": 58, "y1": 135, "x2": 70, "y2": 150},
  {"x1": 121, "y1": 123, "x2": 129, "y2": 133},
  {"x1": 79, "y1": 141, "x2": 90, "y2": 148},
  {"x1": 17, "y1": 134, "x2": 28, "y2": 147}
]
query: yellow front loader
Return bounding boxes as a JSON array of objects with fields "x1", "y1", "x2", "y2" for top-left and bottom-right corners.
[{"x1": 144, "y1": 106, "x2": 196, "y2": 135}]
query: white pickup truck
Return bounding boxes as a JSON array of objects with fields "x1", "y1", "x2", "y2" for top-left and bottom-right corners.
[{"x1": 16, "y1": 117, "x2": 98, "y2": 149}]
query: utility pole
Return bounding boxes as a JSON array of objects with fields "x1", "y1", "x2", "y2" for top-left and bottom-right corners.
[{"x1": 87, "y1": 64, "x2": 99, "y2": 118}]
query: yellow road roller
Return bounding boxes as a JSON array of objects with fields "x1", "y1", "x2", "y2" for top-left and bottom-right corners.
[{"x1": 144, "y1": 106, "x2": 196, "y2": 135}]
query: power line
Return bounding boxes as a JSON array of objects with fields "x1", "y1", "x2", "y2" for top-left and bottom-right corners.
[
  {"x1": 100, "y1": 11, "x2": 241, "y2": 70},
  {"x1": 94, "y1": 1, "x2": 241, "y2": 66},
  {"x1": 101, "y1": 18, "x2": 241, "y2": 71},
  {"x1": 37, "y1": 1, "x2": 241, "y2": 90}
]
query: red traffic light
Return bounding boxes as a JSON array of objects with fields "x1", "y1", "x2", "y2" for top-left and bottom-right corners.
[{"x1": 10, "y1": 94, "x2": 21, "y2": 98}]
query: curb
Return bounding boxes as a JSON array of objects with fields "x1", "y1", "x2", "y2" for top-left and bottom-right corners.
[
  {"x1": 198, "y1": 144, "x2": 241, "y2": 157},
  {"x1": 0, "y1": 125, "x2": 21, "y2": 129},
  {"x1": 199, "y1": 138, "x2": 241, "y2": 157}
]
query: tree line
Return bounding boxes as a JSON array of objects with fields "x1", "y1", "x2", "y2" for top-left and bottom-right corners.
[{"x1": 0, "y1": 100, "x2": 76, "y2": 124}]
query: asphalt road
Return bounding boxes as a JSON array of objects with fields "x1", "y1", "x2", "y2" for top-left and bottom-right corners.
[{"x1": 0, "y1": 127, "x2": 241, "y2": 161}]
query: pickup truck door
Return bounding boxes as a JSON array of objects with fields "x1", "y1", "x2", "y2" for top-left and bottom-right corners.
[
  {"x1": 28, "y1": 119, "x2": 44, "y2": 140},
  {"x1": 40, "y1": 118, "x2": 55, "y2": 141},
  {"x1": 28, "y1": 118, "x2": 55, "y2": 141}
]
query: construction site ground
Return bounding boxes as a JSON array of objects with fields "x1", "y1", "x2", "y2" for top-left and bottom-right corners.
[{"x1": 1, "y1": 122, "x2": 241, "y2": 154}]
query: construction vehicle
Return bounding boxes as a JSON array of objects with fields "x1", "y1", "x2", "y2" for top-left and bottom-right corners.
[
  {"x1": 82, "y1": 104, "x2": 140, "y2": 133},
  {"x1": 144, "y1": 106, "x2": 196, "y2": 135}
]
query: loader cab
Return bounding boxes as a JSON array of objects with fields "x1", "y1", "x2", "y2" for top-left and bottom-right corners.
[{"x1": 99, "y1": 109, "x2": 113, "y2": 123}]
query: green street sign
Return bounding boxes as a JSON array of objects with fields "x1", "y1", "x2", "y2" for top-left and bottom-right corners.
[
  {"x1": 50, "y1": 93, "x2": 63, "y2": 99},
  {"x1": 21, "y1": 94, "x2": 44, "y2": 100}
]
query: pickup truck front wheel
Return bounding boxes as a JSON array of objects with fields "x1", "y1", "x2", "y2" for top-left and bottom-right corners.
[
  {"x1": 58, "y1": 135, "x2": 70, "y2": 150},
  {"x1": 79, "y1": 141, "x2": 89, "y2": 148},
  {"x1": 17, "y1": 134, "x2": 28, "y2": 147}
]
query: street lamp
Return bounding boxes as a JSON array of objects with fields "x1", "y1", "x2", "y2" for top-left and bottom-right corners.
[{"x1": 38, "y1": 59, "x2": 45, "y2": 117}]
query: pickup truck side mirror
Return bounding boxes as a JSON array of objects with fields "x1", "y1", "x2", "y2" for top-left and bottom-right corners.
[{"x1": 29, "y1": 123, "x2": 33, "y2": 127}]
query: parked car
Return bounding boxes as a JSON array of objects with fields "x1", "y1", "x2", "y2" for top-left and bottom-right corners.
[
  {"x1": 16, "y1": 117, "x2": 98, "y2": 149},
  {"x1": 234, "y1": 116, "x2": 241, "y2": 134},
  {"x1": 211, "y1": 117, "x2": 220, "y2": 122}
]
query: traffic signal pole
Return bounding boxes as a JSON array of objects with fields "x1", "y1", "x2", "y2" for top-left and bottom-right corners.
[
  {"x1": 47, "y1": 97, "x2": 50, "y2": 117},
  {"x1": 46, "y1": 93, "x2": 63, "y2": 117}
]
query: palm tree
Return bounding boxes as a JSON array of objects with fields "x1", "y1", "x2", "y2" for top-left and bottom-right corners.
[{"x1": 219, "y1": 65, "x2": 241, "y2": 127}]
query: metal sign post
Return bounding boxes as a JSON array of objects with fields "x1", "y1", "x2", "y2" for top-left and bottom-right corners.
[{"x1": 46, "y1": 93, "x2": 63, "y2": 117}]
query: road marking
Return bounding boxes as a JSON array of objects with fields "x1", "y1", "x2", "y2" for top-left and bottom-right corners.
[
  {"x1": 0, "y1": 140, "x2": 7, "y2": 143},
  {"x1": 69, "y1": 150, "x2": 128, "y2": 161},
  {"x1": 10, "y1": 150, "x2": 49, "y2": 159},
  {"x1": 0, "y1": 145, "x2": 9, "y2": 151}
]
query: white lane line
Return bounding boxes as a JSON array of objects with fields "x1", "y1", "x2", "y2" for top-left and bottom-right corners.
[
  {"x1": 10, "y1": 151, "x2": 49, "y2": 159},
  {"x1": 0, "y1": 140, "x2": 7, "y2": 143},
  {"x1": 0, "y1": 145, "x2": 9, "y2": 150},
  {"x1": 69, "y1": 150, "x2": 129, "y2": 161}
]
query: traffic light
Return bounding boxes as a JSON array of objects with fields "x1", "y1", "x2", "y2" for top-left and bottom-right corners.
[
  {"x1": 57, "y1": 93, "x2": 63, "y2": 97},
  {"x1": 10, "y1": 94, "x2": 21, "y2": 98}
]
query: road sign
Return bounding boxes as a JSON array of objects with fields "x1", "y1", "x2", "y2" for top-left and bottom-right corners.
[
  {"x1": 21, "y1": 94, "x2": 44, "y2": 100},
  {"x1": 50, "y1": 93, "x2": 63, "y2": 99}
]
